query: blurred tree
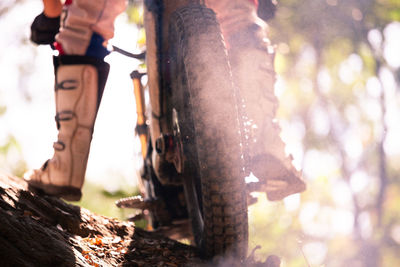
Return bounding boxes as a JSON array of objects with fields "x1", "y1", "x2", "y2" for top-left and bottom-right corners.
[{"x1": 253, "y1": 0, "x2": 400, "y2": 266}]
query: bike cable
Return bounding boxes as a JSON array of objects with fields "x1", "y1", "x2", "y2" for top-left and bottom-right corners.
[{"x1": 108, "y1": 44, "x2": 146, "y2": 60}]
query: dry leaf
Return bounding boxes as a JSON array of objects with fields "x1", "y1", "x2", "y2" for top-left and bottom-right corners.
[{"x1": 90, "y1": 237, "x2": 103, "y2": 246}]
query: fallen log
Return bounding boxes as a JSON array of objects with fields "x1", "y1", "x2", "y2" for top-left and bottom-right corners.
[{"x1": 0, "y1": 175, "x2": 198, "y2": 266}]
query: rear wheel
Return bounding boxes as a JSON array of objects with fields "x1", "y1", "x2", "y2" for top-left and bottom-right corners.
[{"x1": 167, "y1": 5, "x2": 248, "y2": 259}]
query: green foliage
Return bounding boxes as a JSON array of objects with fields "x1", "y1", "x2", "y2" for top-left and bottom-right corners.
[
  {"x1": 0, "y1": 135, "x2": 27, "y2": 177},
  {"x1": 371, "y1": 0, "x2": 400, "y2": 25},
  {"x1": 126, "y1": 1, "x2": 144, "y2": 26}
]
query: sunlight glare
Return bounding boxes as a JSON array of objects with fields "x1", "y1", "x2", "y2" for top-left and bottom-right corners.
[
  {"x1": 303, "y1": 242, "x2": 327, "y2": 266},
  {"x1": 359, "y1": 211, "x2": 372, "y2": 239},
  {"x1": 391, "y1": 225, "x2": 400, "y2": 245},
  {"x1": 339, "y1": 54, "x2": 363, "y2": 84},
  {"x1": 383, "y1": 22, "x2": 400, "y2": 68},
  {"x1": 332, "y1": 180, "x2": 352, "y2": 207},
  {"x1": 303, "y1": 150, "x2": 340, "y2": 181},
  {"x1": 283, "y1": 193, "x2": 300, "y2": 212},
  {"x1": 367, "y1": 29, "x2": 382, "y2": 52},
  {"x1": 366, "y1": 76, "x2": 382, "y2": 98},
  {"x1": 350, "y1": 171, "x2": 368, "y2": 193}
]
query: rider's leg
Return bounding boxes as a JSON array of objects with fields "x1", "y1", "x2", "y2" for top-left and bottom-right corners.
[
  {"x1": 206, "y1": 0, "x2": 306, "y2": 201},
  {"x1": 24, "y1": 0, "x2": 126, "y2": 201}
]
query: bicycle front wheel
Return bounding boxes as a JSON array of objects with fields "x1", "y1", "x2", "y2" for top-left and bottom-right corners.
[{"x1": 168, "y1": 4, "x2": 248, "y2": 259}]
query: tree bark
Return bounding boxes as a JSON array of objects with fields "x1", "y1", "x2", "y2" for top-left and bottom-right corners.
[{"x1": 0, "y1": 174, "x2": 199, "y2": 267}]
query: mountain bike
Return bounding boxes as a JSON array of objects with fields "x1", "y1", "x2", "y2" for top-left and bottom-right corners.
[{"x1": 117, "y1": 0, "x2": 248, "y2": 259}]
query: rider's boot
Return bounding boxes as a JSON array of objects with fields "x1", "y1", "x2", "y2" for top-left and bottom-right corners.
[
  {"x1": 206, "y1": 0, "x2": 306, "y2": 201},
  {"x1": 24, "y1": 55, "x2": 109, "y2": 201},
  {"x1": 228, "y1": 25, "x2": 306, "y2": 201}
]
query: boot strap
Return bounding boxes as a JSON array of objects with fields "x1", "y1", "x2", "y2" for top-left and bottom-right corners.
[
  {"x1": 55, "y1": 110, "x2": 74, "y2": 129},
  {"x1": 55, "y1": 110, "x2": 74, "y2": 122},
  {"x1": 53, "y1": 141, "x2": 66, "y2": 151},
  {"x1": 55, "y1": 79, "x2": 78, "y2": 91}
]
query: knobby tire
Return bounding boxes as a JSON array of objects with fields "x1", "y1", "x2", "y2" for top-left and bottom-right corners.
[{"x1": 168, "y1": 5, "x2": 248, "y2": 259}]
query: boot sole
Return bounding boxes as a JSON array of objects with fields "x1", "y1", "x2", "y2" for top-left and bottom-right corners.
[
  {"x1": 251, "y1": 154, "x2": 306, "y2": 201},
  {"x1": 27, "y1": 181, "x2": 82, "y2": 202}
]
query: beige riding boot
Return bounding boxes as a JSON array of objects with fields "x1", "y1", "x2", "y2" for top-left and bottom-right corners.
[
  {"x1": 207, "y1": 0, "x2": 306, "y2": 201},
  {"x1": 24, "y1": 56, "x2": 109, "y2": 201},
  {"x1": 230, "y1": 27, "x2": 306, "y2": 201}
]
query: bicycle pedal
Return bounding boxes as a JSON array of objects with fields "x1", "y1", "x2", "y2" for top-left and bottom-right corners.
[{"x1": 115, "y1": 195, "x2": 155, "y2": 210}]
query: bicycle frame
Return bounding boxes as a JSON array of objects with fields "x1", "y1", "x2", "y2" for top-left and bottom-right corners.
[{"x1": 143, "y1": 0, "x2": 208, "y2": 182}]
